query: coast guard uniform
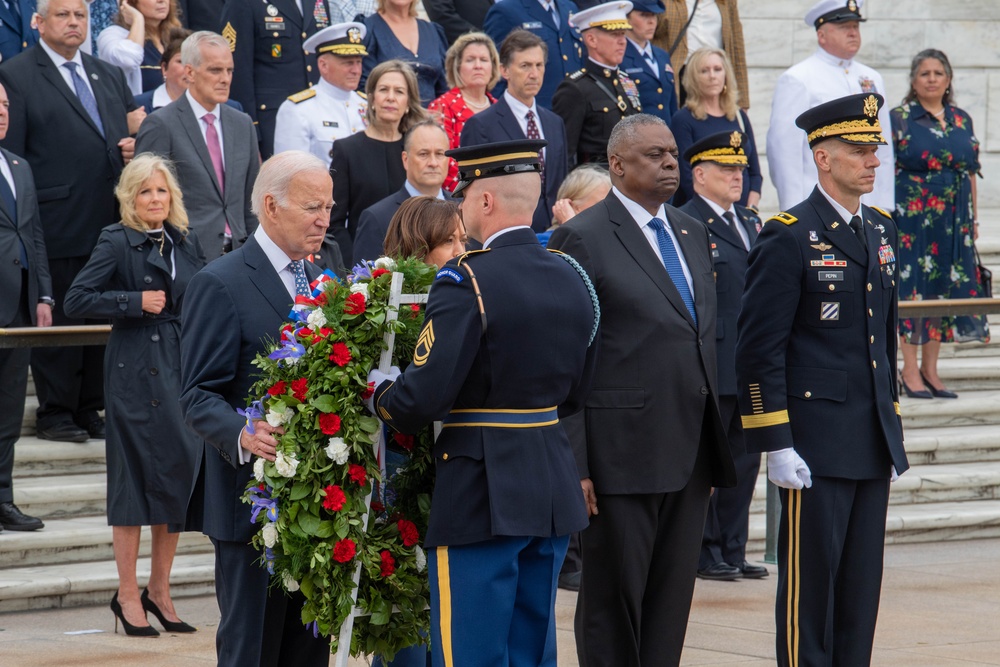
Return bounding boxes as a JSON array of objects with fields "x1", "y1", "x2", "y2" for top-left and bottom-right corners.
[
  {"x1": 766, "y1": 0, "x2": 894, "y2": 211},
  {"x1": 736, "y1": 93, "x2": 909, "y2": 667},
  {"x1": 620, "y1": 0, "x2": 676, "y2": 124},
  {"x1": 370, "y1": 140, "x2": 599, "y2": 667}
]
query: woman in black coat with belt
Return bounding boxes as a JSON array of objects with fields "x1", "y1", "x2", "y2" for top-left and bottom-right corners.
[{"x1": 65, "y1": 154, "x2": 205, "y2": 637}]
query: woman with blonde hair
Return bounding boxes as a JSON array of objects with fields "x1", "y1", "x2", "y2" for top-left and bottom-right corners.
[
  {"x1": 98, "y1": 0, "x2": 184, "y2": 94},
  {"x1": 428, "y1": 33, "x2": 501, "y2": 192},
  {"x1": 671, "y1": 47, "x2": 762, "y2": 208},
  {"x1": 550, "y1": 164, "x2": 612, "y2": 227},
  {"x1": 65, "y1": 154, "x2": 206, "y2": 637}
]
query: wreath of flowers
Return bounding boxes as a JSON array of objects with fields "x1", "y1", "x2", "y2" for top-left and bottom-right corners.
[{"x1": 240, "y1": 257, "x2": 437, "y2": 660}]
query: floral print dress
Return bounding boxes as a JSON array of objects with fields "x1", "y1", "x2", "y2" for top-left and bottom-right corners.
[
  {"x1": 892, "y1": 101, "x2": 989, "y2": 344},
  {"x1": 428, "y1": 87, "x2": 495, "y2": 193}
]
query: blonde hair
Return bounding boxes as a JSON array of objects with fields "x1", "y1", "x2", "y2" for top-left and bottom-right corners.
[
  {"x1": 365, "y1": 60, "x2": 429, "y2": 133},
  {"x1": 557, "y1": 164, "x2": 611, "y2": 204},
  {"x1": 445, "y1": 32, "x2": 501, "y2": 90},
  {"x1": 682, "y1": 48, "x2": 740, "y2": 121},
  {"x1": 115, "y1": 153, "x2": 189, "y2": 233}
]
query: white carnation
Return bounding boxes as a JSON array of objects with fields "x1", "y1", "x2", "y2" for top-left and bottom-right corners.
[
  {"x1": 262, "y1": 521, "x2": 278, "y2": 547},
  {"x1": 253, "y1": 457, "x2": 265, "y2": 482},
  {"x1": 374, "y1": 257, "x2": 396, "y2": 271},
  {"x1": 306, "y1": 308, "x2": 327, "y2": 328},
  {"x1": 350, "y1": 281, "x2": 369, "y2": 298},
  {"x1": 274, "y1": 451, "x2": 300, "y2": 478},
  {"x1": 281, "y1": 570, "x2": 300, "y2": 592},
  {"x1": 414, "y1": 545, "x2": 426, "y2": 573},
  {"x1": 266, "y1": 407, "x2": 293, "y2": 427},
  {"x1": 325, "y1": 437, "x2": 350, "y2": 465}
]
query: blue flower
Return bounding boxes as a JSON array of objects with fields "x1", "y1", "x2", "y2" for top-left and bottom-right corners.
[
  {"x1": 268, "y1": 329, "x2": 306, "y2": 364},
  {"x1": 237, "y1": 400, "x2": 264, "y2": 435},
  {"x1": 249, "y1": 485, "x2": 279, "y2": 523}
]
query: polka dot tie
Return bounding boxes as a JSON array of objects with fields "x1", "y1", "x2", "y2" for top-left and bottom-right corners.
[
  {"x1": 525, "y1": 110, "x2": 545, "y2": 186},
  {"x1": 290, "y1": 260, "x2": 310, "y2": 297}
]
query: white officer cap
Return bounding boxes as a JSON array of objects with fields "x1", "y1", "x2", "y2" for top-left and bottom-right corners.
[
  {"x1": 805, "y1": 0, "x2": 865, "y2": 29},
  {"x1": 303, "y1": 22, "x2": 368, "y2": 56},
  {"x1": 569, "y1": 1, "x2": 634, "y2": 32}
]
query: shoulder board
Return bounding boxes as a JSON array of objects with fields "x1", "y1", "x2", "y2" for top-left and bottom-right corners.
[
  {"x1": 455, "y1": 248, "x2": 491, "y2": 266},
  {"x1": 569, "y1": 69, "x2": 586, "y2": 80},
  {"x1": 768, "y1": 212, "x2": 798, "y2": 226},
  {"x1": 287, "y1": 89, "x2": 316, "y2": 104},
  {"x1": 356, "y1": 91, "x2": 367, "y2": 99},
  {"x1": 870, "y1": 205, "x2": 892, "y2": 219}
]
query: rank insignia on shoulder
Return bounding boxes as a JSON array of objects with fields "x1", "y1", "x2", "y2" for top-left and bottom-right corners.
[
  {"x1": 287, "y1": 89, "x2": 316, "y2": 103},
  {"x1": 569, "y1": 69, "x2": 586, "y2": 80},
  {"x1": 435, "y1": 267, "x2": 464, "y2": 283},
  {"x1": 871, "y1": 206, "x2": 893, "y2": 219},
  {"x1": 357, "y1": 91, "x2": 367, "y2": 99},
  {"x1": 222, "y1": 22, "x2": 237, "y2": 52},
  {"x1": 770, "y1": 212, "x2": 798, "y2": 226}
]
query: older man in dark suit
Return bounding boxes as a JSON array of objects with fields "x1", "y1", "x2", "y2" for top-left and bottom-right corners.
[
  {"x1": 0, "y1": 81, "x2": 50, "y2": 532},
  {"x1": 548, "y1": 113, "x2": 736, "y2": 666},
  {"x1": 0, "y1": 0, "x2": 137, "y2": 443},
  {"x1": 180, "y1": 150, "x2": 332, "y2": 667}
]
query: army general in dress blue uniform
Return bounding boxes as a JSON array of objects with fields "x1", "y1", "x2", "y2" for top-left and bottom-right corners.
[
  {"x1": 368, "y1": 139, "x2": 599, "y2": 667},
  {"x1": 735, "y1": 93, "x2": 909, "y2": 667},
  {"x1": 620, "y1": 0, "x2": 676, "y2": 124}
]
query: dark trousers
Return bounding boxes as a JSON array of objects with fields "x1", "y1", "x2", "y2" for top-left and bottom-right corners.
[
  {"x1": 776, "y1": 477, "x2": 890, "y2": 667},
  {"x1": 31, "y1": 256, "x2": 104, "y2": 429},
  {"x1": 575, "y1": 439, "x2": 713, "y2": 667},
  {"x1": 0, "y1": 276, "x2": 31, "y2": 503},
  {"x1": 211, "y1": 537, "x2": 331, "y2": 667},
  {"x1": 700, "y1": 395, "x2": 762, "y2": 568}
]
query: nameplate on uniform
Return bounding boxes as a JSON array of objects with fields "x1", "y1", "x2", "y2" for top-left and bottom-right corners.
[
  {"x1": 877, "y1": 245, "x2": 896, "y2": 265},
  {"x1": 521, "y1": 21, "x2": 543, "y2": 29},
  {"x1": 436, "y1": 268, "x2": 464, "y2": 283},
  {"x1": 810, "y1": 254, "x2": 847, "y2": 267},
  {"x1": 818, "y1": 271, "x2": 843, "y2": 281},
  {"x1": 264, "y1": 17, "x2": 285, "y2": 30},
  {"x1": 323, "y1": 121, "x2": 339, "y2": 127},
  {"x1": 820, "y1": 302, "x2": 840, "y2": 320},
  {"x1": 624, "y1": 68, "x2": 643, "y2": 74}
]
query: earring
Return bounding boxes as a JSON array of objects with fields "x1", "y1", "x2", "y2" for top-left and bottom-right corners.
[{"x1": 722, "y1": 84, "x2": 727, "y2": 93}]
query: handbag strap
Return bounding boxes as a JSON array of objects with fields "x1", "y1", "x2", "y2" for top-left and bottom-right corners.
[{"x1": 668, "y1": 0, "x2": 701, "y2": 56}]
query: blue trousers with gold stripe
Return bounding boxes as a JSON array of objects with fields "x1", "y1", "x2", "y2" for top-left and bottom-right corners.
[
  {"x1": 777, "y1": 477, "x2": 890, "y2": 667},
  {"x1": 429, "y1": 535, "x2": 569, "y2": 667}
]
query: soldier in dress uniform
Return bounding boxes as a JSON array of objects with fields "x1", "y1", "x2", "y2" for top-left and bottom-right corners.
[
  {"x1": 273, "y1": 22, "x2": 368, "y2": 162},
  {"x1": 551, "y1": 1, "x2": 641, "y2": 166},
  {"x1": 735, "y1": 93, "x2": 909, "y2": 667},
  {"x1": 367, "y1": 139, "x2": 599, "y2": 667},
  {"x1": 766, "y1": 0, "x2": 894, "y2": 211},
  {"x1": 220, "y1": 0, "x2": 335, "y2": 158},
  {"x1": 620, "y1": 0, "x2": 676, "y2": 125}
]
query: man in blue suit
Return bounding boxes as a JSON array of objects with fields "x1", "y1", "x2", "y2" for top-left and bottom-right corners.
[
  {"x1": 483, "y1": 0, "x2": 582, "y2": 109},
  {"x1": 620, "y1": 0, "x2": 676, "y2": 124},
  {"x1": 0, "y1": 0, "x2": 37, "y2": 62},
  {"x1": 461, "y1": 30, "x2": 569, "y2": 232},
  {"x1": 180, "y1": 151, "x2": 332, "y2": 667}
]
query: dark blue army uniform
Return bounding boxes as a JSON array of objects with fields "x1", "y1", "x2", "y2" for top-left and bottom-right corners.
[
  {"x1": 220, "y1": 0, "x2": 333, "y2": 158},
  {"x1": 483, "y1": 0, "x2": 583, "y2": 109},
  {"x1": 620, "y1": 39, "x2": 677, "y2": 124}
]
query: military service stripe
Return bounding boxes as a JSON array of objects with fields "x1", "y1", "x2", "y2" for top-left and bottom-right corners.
[
  {"x1": 787, "y1": 488, "x2": 802, "y2": 667},
  {"x1": 436, "y1": 547, "x2": 454, "y2": 667},
  {"x1": 894, "y1": 402, "x2": 901, "y2": 416},
  {"x1": 741, "y1": 410, "x2": 789, "y2": 429}
]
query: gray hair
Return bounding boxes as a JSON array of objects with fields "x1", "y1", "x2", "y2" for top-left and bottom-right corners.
[
  {"x1": 181, "y1": 31, "x2": 231, "y2": 67},
  {"x1": 251, "y1": 150, "x2": 329, "y2": 218},
  {"x1": 36, "y1": 0, "x2": 87, "y2": 16},
  {"x1": 607, "y1": 114, "x2": 668, "y2": 161}
]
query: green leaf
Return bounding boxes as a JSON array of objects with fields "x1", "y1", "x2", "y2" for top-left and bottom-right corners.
[
  {"x1": 310, "y1": 394, "x2": 337, "y2": 413},
  {"x1": 316, "y1": 520, "x2": 335, "y2": 538},
  {"x1": 289, "y1": 483, "x2": 311, "y2": 501},
  {"x1": 298, "y1": 512, "x2": 322, "y2": 535}
]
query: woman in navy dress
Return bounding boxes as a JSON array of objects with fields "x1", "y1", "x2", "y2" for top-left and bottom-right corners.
[
  {"x1": 671, "y1": 47, "x2": 761, "y2": 209},
  {"x1": 361, "y1": 0, "x2": 449, "y2": 106},
  {"x1": 97, "y1": 0, "x2": 184, "y2": 95},
  {"x1": 893, "y1": 49, "x2": 987, "y2": 399}
]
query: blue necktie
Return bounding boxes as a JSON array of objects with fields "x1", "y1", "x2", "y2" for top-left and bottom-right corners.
[
  {"x1": 546, "y1": 1, "x2": 559, "y2": 27},
  {"x1": 290, "y1": 260, "x2": 311, "y2": 297},
  {"x1": 649, "y1": 217, "x2": 696, "y2": 324},
  {"x1": 63, "y1": 62, "x2": 105, "y2": 138},
  {"x1": 0, "y1": 170, "x2": 27, "y2": 269}
]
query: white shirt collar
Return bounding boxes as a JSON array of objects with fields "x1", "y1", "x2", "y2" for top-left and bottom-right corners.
[
  {"x1": 817, "y1": 182, "x2": 860, "y2": 223},
  {"x1": 612, "y1": 186, "x2": 668, "y2": 228},
  {"x1": 698, "y1": 194, "x2": 737, "y2": 220},
  {"x1": 815, "y1": 46, "x2": 853, "y2": 69},
  {"x1": 317, "y1": 77, "x2": 353, "y2": 102},
  {"x1": 503, "y1": 90, "x2": 538, "y2": 120},
  {"x1": 483, "y1": 226, "x2": 531, "y2": 248},
  {"x1": 627, "y1": 37, "x2": 651, "y2": 57},
  {"x1": 40, "y1": 38, "x2": 84, "y2": 71},
  {"x1": 404, "y1": 179, "x2": 444, "y2": 199},
  {"x1": 151, "y1": 84, "x2": 173, "y2": 109},
  {"x1": 186, "y1": 89, "x2": 219, "y2": 119},
  {"x1": 254, "y1": 225, "x2": 296, "y2": 276},
  {"x1": 587, "y1": 57, "x2": 618, "y2": 71}
]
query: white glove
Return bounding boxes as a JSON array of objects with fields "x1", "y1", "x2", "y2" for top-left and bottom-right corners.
[
  {"x1": 767, "y1": 447, "x2": 813, "y2": 490},
  {"x1": 365, "y1": 366, "x2": 401, "y2": 413},
  {"x1": 890, "y1": 466, "x2": 899, "y2": 483}
]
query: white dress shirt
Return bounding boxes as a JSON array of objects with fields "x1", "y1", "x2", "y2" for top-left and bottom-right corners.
[
  {"x1": 186, "y1": 90, "x2": 226, "y2": 169},
  {"x1": 0, "y1": 151, "x2": 17, "y2": 201},
  {"x1": 684, "y1": 0, "x2": 723, "y2": 56},
  {"x1": 483, "y1": 226, "x2": 532, "y2": 249},
  {"x1": 503, "y1": 90, "x2": 546, "y2": 163},
  {"x1": 699, "y1": 194, "x2": 749, "y2": 250},
  {"x1": 613, "y1": 186, "x2": 694, "y2": 297},
  {"x1": 404, "y1": 180, "x2": 445, "y2": 200},
  {"x1": 39, "y1": 38, "x2": 97, "y2": 98},
  {"x1": 817, "y1": 182, "x2": 860, "y2": 225}
]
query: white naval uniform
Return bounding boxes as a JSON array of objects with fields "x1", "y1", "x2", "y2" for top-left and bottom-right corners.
[
  {"x1": 766, "y1": 47, "x2": 895, "y2": 211},
  {"x1": 273, "y1": 78, "x2": 368, "y2": 163}
]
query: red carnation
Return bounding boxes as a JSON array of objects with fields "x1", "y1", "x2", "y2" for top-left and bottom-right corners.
[
  {"x1": 322, "y1": 485, "x2": 346, "y2": 512},
  {"x1": 410, "y1": 303, "x2": 421, "y2": 318},
  {"x1": 360, "y1": 381, "x2": 375, "y2": 400},
  {"x1": 267, "y1": 380, "x2": 287, "y2": 396},
  {"x1": 281, "y1": 324, "x2": 294, "y2": 335},
  {"x1": 333, "y1": 538, "x2": 356, "y2": 563},
  {"x1": 348, "y1": 464, "x2": 367, "y2": 486},
  {"x1": 329, "y1": 342, "x2": 352, "y2": 367},
  {"x1": 319, "y1": 327, "x2": 334, "y2": 338},
  {"x1": 393, "y1": 433, "x2": 414, "y2": 452},
  {"x1": 344, "y1": 292, "x2": 366, "y2": 315},
  {"x1": 314, "y1": 292, "x2": 328, "y2": 306},
  {"x1": 371, "y1": 268, "x2": 390, "y2": 279},
  {"x1": 291, "y1": 378, "x2": 308, "y2": 401},
  {"x1": 397, "y1": 519, "x2": 419, "y2": 547},
  {"x1": 370, "y1": 501, "x2": 385, "y2": 514},
  {"x1": 297, "y1": 326, "x2": 314, "y2": 339},
  {"x1": 379, "y1": 550, "x2": 396, "y2": 577},
  {"x1": 319, "y1": 413, "x2": 342, "y2": 435}
]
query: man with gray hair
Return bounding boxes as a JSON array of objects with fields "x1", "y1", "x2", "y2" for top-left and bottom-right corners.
[
  {"x1": 181, "y1": 150, "x2": 334, "y2": 667},
  {"x1": 549, "y1": 113, "x2": 735, "y2": 666},
  {"x1": 136, "y1": 30, "x2": 259, "y2": 259}
]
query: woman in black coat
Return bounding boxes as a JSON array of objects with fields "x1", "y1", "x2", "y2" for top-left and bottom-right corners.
[{"x1": 65, "y1": 154, "x2": 205, "y2": 637}]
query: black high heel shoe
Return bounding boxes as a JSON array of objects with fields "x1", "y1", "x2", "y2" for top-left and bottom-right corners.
[
  {"x1": 900, "y1": 373, "x2": 933, "y2": 399},
  {"x1": 141, "y1": 589, "x2": 197, "y2": 633},
  {"x1": 110, "y1": 592, "x2": 160, "y2": 637},
  {"x1": 920, "y1": 371, "x2": 958, "y2": 399}
]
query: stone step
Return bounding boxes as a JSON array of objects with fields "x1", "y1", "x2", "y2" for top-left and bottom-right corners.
[
  {"x1": 12, "y1": 438, "x2": 106, "y2": 478},
  {"x1": 934, "y1": 356, "x2": 1000, "y2": 390},
  {"x1": 903, "y1": 424, "x2": 1000, "y2": 465},
  {"x1": 0, "y1": 517, "x2": 213, "y2": 570},
  {"x1": 0, "y1": 552, "x2": 215, "y2": 614},
  {"x1": 13, "y1": 473, "x2": 107, "y2": 521},
  {"x1": 899, "y1": 389, "x2": 1000, "y2": 428}
]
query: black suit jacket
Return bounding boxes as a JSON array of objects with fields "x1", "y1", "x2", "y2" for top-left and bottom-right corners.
[
  {"x1": 180, "y1": 233, "x2": 319, "y2": 542},
  {"x1": 0, "y1": 148, "x2": 49, "y2": 326},
  {"x1": 0, "y1": 45, "x2": 135, "y2": 259},
  {"x1": 423, "y1": 0, "x2": 494, "y2": 44},
  {"x1": 548, "y1": 191, "x2": 736, "y2": 493},
  {"x1": 460, "y1": 97, "x2": 568, "y2": 231},
  {"x1": 679, "y1": 195, "x2": 759, "y2": 396}
]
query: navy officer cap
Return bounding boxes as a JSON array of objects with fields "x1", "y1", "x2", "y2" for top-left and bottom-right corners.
[
  {"x1": 447, "y1": 139, "x2": 547, "y2": 198},
  {"x1": 795, "y1": 93, "x2": 886, "y2": 148},
  {"x1": 805, "y1": 0, "x2": 866, "y2": 28},
  {"x1": 684, "y1": 130, "x2": 748, "y2": 167},
  {"x1": 628, "y1": 0, "x2": 665, "y2": 14}
]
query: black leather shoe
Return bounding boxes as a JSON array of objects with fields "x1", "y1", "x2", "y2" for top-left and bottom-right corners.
[
  {"x1": 697, "y1": 562, "x2": 741, "y2": 581},
  {"x1": 732, "y1": 560, "x2": 769, "y2": 579},
  {"x1": 920, "y1": 371, "x2": 958, "y2": 399},
  {"x1": 37, "y1": 422, "x2": 89, "y2": 443},
  {"x1": 558, "y1": 571, "x2": 581, "y2": 592},
  {"x1": 0, "y1": 502, "x2": 44, "y2": 531},
  {"x1": 84, "y1": 418, "x2": 106, "y2": 439}
]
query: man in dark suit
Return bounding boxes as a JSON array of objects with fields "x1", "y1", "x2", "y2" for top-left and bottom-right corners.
[
  {"x1": 180, "y1": 150, "x2": 333, "y2": 667},
  {"x1": 423, "y1": 0, "x2": 492, "y2": 45},
  {"x1": 548, "y1": 114, "x2": 736, "y2": 666},
  {"x1": 0, "y1": 81, "x2": 49, "y2": 532},
  {"x1": 136, "y1": 30, "x2": 259, "y2": 259},
  {"x1": 461, "y1": 30, "x2": 568, "y2": 232},
  {"x1": 353, "y1": 119, "x2": 450, "y2": 264},
  {"x1": 677, "y1": 131, "x2": 766, "y2": 582},
  {"x1": 736, "y1": 93, "x2": 908, "y2": 667},
  {"x1": 621, "y1": 0, "x2": 677, "y2": 124},
  {"x1": 0, "y1": 0, "x2": 137, "y2": 443},
  {"x1": 483, "y1": 0, "x2": 582, "y2": 109},
  {"x1": 220, "y1": 0, "x2": 333, "y2": 158},
  {"x1": 0, "y1": 0, "x2": 37, "y2": 62}
]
